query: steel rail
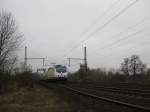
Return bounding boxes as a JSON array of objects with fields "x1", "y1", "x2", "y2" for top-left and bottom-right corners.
[
  {"x1": 68, "y1": 83, "x2": 150, "y2": 92},
  {"x1": 39, "y1": 81, "x2": 150, "y2": 111},
  {"x1": 68, "y1": 81, "x2": 150, "y2": 87},
  {"x1": 67, "y1": 84, "x2": 150, "y2": 97},
  {"x1": 56, "y1": 83, "x2": 150, "y2": 111}
]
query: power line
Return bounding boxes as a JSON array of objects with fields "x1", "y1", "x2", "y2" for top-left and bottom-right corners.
[
  {"x1": 76, "y1": 0, "x2": 122, "y2": 38},
  {"x1": 60, "y1": 0, "x2": 122, "y2": 58},
  {"x1": 63, "y1": 0, "x2": 139, "y2": 58},
  {"x1": 97, "y1": 39, "x2": 150, "y2": 61},
  {"x1": 88, "y1": 17, "x2": 150, "y2": 55},
  {"x1": 89, "y1": 26, "x2": 150, "y2": 57}
]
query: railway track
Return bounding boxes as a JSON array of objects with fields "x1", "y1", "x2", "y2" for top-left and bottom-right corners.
[
  {"x1": 68, "y1": 82, "x2": 150, "y2": 90},
  {"x1": 66, "y1": 83, "x2": 150, "y2": 98},
  {"x1": 39, "y1": 81, "x2": 150, "y2": 112}
]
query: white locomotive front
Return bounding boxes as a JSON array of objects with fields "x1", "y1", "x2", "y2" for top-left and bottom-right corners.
[{"x1": 46, "y1": 65, "x2": 68, "y2": 80}]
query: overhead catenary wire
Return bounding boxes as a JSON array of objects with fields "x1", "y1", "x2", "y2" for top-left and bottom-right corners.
[
  {"x1": 73, "y1": 0, "x2": 122, "y2": 39},
  {"x1": 95, "y1": 40, "x2": 150, "y2": 62},
  {"x1": 60, "y1": 0, "x2": 122, "y2": 59},
  {"x1": 89, "y1": 26, "x2": 150, "y2": 57},
  {"x1": 89, "y1": 27, "x2": 150, "y2": 61},
  {"x1": 88, "y1": 16, "x2": 150, "y2": 55},
  {"x1": 62, "y1": 0, "x2": 139, "y2": 58}
]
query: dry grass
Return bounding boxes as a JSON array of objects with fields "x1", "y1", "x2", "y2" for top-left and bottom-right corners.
[{"x1": 0, "y1": 85, "x2": 71, "y2": 112}]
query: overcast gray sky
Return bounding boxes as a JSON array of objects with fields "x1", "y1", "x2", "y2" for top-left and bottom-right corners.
[{"x1": 1, "y1": 0, "x2": 150, "y2": 71}]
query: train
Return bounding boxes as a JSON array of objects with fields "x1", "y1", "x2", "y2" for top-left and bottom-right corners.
[{"x1": 45, "y1": 64, "x2": 68, "y2": 81}]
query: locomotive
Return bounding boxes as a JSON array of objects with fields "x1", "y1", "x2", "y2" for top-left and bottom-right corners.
[{"x1": 45, "y1": 64, "x2": 68, "y2": 80}]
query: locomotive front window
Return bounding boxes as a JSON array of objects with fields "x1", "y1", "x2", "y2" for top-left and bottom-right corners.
[{"x1": 56, "y1": 67, "x2": 67, "y2": 73}]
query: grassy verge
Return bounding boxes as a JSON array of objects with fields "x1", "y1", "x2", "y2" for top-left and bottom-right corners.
[{"x1": 0, "y1": 85, "x2": 71, "y2": 112}]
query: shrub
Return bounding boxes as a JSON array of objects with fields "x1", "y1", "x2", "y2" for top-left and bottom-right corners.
[
  {"x1": 0, "y1": 72, "x2": 15, "y2": 93},
  {"x1": 16, "y1": 72, "x2": 33, "y2": 89}
]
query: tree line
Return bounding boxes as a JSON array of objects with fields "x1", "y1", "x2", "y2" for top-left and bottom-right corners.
[{"x1": 69, "y1": 55, "x2": 150, "y2": 83}]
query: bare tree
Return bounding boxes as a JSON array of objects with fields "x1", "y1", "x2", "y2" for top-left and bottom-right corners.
[
  {"x1": 129, "y1": 55, "x2": 146, "y2": 75},
  {"x1": 0, "y1": 11, "x2": 23, "y2": 73},
  {"x1": 121, "y1": 55, "x2": 146, "y2": 76},
  {"x1": 121, "y1": 58, "x2": 129, "y2": 75}
]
